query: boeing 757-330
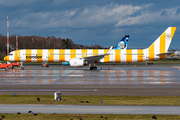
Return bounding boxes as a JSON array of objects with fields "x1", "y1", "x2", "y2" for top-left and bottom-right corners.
[{"x1": 4, "y1": 27, "x2": 176, "y2": 70}]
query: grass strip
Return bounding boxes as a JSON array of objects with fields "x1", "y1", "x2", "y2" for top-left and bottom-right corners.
[
  {"x1": 0, "y1": 95, "x2": 180, "y2": 105},
  {"x1": 0, "y1": 113, "x2": 180, "y2": 120}
]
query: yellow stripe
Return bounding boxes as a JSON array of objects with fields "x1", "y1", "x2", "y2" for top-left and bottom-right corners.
[
  {"x1": 148, "y1": 43, "x2": 154, "y2": 61},
  {"x1": 126, "y1": 49, "x2": 132, "y2": 63},
  {"x1": 14, "y1": 50, "x2": 20, "y2": 62},
  {"x1": 93, "y1": 49, "x2": 98, "y2": 63},
  {"x1": 48, "y1": 49, "x2": 54, "y2": 62},
  {"x1": 59, "y1": 49, "x2": 65, "y2": 62},
  {"x1": 82, "y1": 49, "x2": 87, "y2": 57},
  {"x1": 37, "y1": 49, "x2": 42, "y2": 62},
  {"x1": 171, "y1": 27, "x2": 177, "y2": 40},
  {"x1": 93, "y1": 49, "x2": 98, "y2": 56},
  {"x1": 26, "y1": 49, "x2": 31, "y2": 62},
  {"x1": 160, "y1": 32, "x2": 165, "y2": 59},
  {"x1": 70, "y1": 49, "x2": 76, "y2": 59},
  {"x1": 137, "y1": 49, "x2": 143, "y2": 62},
  {"x1": 115, "y1": 49, "x2": 121, "y2": 63},
  {"x1": 104, "y1": 49, "x2": 109, "y2": 63}
]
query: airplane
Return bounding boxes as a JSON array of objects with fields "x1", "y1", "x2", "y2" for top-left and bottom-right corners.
[
  {"x1": 167, "y1": 50, "x2": 180, "y2": 57},
  {"x1": 4, "y1": 27, "x2": 176, "y2": 70},
  {"x1": 62, "y1": 35, "x2": 130, "y2": 66}
]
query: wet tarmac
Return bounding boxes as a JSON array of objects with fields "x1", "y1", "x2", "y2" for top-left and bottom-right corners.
[
  {"x1": 1, "y1": 65, "x2": 180, "y2": 96},
  {"x1": 1, "y1": 65, "x2": 180, "y2": 85}
]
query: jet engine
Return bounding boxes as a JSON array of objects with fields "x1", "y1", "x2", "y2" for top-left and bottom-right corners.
[
  {"x1": 62, "y1": 62, "x2": 70, "y2": 65},
  {"x1": 69, "y1": 58, "x2": 89, "y2": 67}
]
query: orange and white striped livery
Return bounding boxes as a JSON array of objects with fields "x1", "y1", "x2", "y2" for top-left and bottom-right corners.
[{"x1": 4, "y1": 27, "x2": 176, "y2": 70}]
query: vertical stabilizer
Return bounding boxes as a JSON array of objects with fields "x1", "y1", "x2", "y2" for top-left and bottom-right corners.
[
  {"x1": 114, "y1": 35, "x2": 129, "y2": 49},
  {"x1": 148, "y1": 27, "x2": 176, "y2": 60}
]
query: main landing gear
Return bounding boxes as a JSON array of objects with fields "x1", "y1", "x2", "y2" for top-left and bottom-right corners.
[
  {"x1": 89, "y1": 61, "x2": 97, "y2": 70},
  {"x1": 90, "y1": 66, "x2": 97, "y2": 70}
]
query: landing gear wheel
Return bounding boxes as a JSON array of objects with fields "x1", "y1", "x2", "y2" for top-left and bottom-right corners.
[
  {"x1": 90, "y1": 66, "x2": 97, "y2": 70},
  {"x1": 94, "y1": 66, "x2": 97, "y2": 70},
  {"x1": 21, "y1": 67, "x2": 24, "y2": 70},
  {"x1": 90, "y1": 66, "x2": 94, "y2": 70}
]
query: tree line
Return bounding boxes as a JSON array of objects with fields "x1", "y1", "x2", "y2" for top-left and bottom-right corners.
[{"x1": 0, "y1": 35, "x2": 104, "y2": 60}]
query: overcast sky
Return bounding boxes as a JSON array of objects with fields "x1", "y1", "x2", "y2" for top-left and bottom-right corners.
[{"x1": 0, "y1": 0, "x2": 180, "y2": 49}]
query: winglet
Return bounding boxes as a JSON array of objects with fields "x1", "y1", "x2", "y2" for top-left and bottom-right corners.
[{"x1": 106, "y1": 46, "x2": 113, "y2": 55}]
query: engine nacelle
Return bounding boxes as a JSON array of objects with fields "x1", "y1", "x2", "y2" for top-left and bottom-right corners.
[
  {"x1": 69, "y1": 58, "x2": 89, "y2": 67},
  {"x1": 62, "y1": 62, "x2": 70, "y2": 65}
]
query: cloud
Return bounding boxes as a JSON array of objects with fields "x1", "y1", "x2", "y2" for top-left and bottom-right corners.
[
  {"x1": 12, "y1": 9, "x2": 77, "y2": 29},
  {"x1": 7, "y1": 3, "x2": 180, "y2": 31},
  {"x1": 110, "y1": 28, "x2": 124, "y2": 33},
  {"x1": 52, "y1": 0, "x2": 70, "y2": 5},
  {"x1": 0, "y1": 0, "x2": 40, "y2": 6},
  {"x1": 12, "y1": 3, "x2": 147, "y2": 29},
  {"x1": 115, "y1": 7, "x2": 180, "y2": 27}
]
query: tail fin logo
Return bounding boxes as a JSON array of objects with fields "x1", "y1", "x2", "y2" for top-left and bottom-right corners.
[
  {"x1": 114, "y1": 35, "x2": 129, "y2": 49},
  {"x1": 166, "y1": 33, "x2": 171, "y2": 40}
]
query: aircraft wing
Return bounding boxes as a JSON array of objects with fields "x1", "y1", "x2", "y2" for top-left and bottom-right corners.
[{"x1": 82, "y1": 46, "x2": 113, "y2": 61}]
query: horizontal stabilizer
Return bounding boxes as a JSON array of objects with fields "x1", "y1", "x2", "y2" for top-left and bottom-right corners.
[{"x1": 156, "y1": 52, "x2": 174, "y2": 56}]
